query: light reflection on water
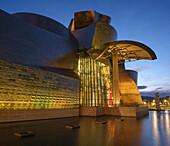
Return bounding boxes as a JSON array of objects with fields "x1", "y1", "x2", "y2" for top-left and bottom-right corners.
[
  {"x1": 106, "y1": 120, "x2": 115, "y2": 145},
  {"x1": 105, "y1": 117, "x2": 143, "y2": 146},
  {"x1": 153, "y1": 111, "x2": 159, "y2": 146},
  {"x1": 165, "y1": 111, "x2": 169, "y2": 136},
  {"x1": 0, "y1": 111, "x2": 169, "y2": 146}
]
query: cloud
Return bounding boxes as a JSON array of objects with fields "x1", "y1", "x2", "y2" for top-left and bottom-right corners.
[
  {"x1": 138, "y1": 85, "x2": 147, "y2": 89},
  {"x1": 155, "y1": 87, "x2": 163, "y2": 90}
]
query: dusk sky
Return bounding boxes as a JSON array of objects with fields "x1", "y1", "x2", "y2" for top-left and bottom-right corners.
[{"x1": 1, "y1": 0, "x2": 170, "y2": 97}]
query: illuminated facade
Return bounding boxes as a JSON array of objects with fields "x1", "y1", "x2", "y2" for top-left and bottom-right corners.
[
  {"x1": 76, "y1": 57, "x2": 112, "y2": 107},
  {"x1": 0, "y1": 60, "x2": 79, "y2": 110},
  {"x1": 0, "y1": 9, "x2": 80, "y2": 112},
  {"x1": 69, "y1": 10, "x2": 157, "y2": 106},
  {"x1": 0, "y1": 9, "x2": 156, "y2": 121}
]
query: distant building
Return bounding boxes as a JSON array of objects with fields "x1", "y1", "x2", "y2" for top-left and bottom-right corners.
[{"x1": 142, "y1": 96, "x2": 170, "y2": 109}]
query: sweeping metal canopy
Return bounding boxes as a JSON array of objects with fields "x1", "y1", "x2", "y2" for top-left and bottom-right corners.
[{"x1": 95, "y1": 40, "x2": 157, "y2": 62}]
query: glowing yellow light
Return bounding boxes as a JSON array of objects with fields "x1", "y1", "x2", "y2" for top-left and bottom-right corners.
[
  {"x1": 164, "y1": 100, "x2": 166, "y2": 102},
  {"x1": 77, "y1": 57, "x2": 111, "y2": 107},
  {"x1": 144, "y1": 102, "x2": 146, "y2": 104},
  {"x1": 0, "y1": 60, "x2": 80, "y2": 110},
  {"x1": 153, "y1": 100, "x2": 155, "y2": 102},
  {"x1": 153, "y1": 111, "x2": 159, "y2": 144}
]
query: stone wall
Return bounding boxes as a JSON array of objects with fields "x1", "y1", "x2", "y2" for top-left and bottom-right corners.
[
  {"x1": 0, "y1": 109, "x2": 79, "y2": 123},
  {"x1": 80, "y1": 107, "x2": 149, "y2": 117},
  {"x1": 136, "y1": 107, "x2": 149, "y2": 117},
  {"x1": 0, "y1": 107, "x2": 149, "y2": 123},
  {"x1": 105, "y1": 107, "x2": 149, "y2": 117},
  {"x1": 79, "y1": 107, "x2": 104, "y2": 116}
]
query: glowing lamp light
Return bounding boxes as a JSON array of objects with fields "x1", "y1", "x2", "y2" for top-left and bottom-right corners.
[{"x1": 108, "y1": 49, "x2": 112, "y2": 53}]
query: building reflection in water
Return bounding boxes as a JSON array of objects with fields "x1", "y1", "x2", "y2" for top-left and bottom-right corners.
[
  {"x1": 0, "y1": 112, "x2": 169, "y2": 146},
  {"x1": 106, "y1": 117, "x2": 143, "y2": 146},
  {"x1": 78, "y1": 117, "x2": 106, "y2": 146},
  {"x1": 106, "y1": 120, "x2": 115, "y2": 146}
]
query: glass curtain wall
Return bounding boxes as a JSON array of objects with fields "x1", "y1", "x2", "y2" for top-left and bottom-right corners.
[{"x1": 77, "y1": 56, "x2": 113, "y2": 107}]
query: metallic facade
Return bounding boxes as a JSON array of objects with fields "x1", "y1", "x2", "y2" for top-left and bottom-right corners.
[
  {"x1": 0, "y1": 9, "x2": 157, "y2": 113},
  {"x1": 126, "y1": 70, "x2": 138, "y2": 85},
  {"x1": 69, "y1": 10, "x2": 157, "y2": 106},
  {"x1": 0, "y1": 9, "x2": 80, "y2": 110},
  {"x1": 0, "y1": 10, "x2": 78, "y2": 69},
  {"x1": 0, "y1": 60, "x2": 79, "y2": 110},
  {"x1": 69, "y1": 10, "x2": 118, "y2": 107}
]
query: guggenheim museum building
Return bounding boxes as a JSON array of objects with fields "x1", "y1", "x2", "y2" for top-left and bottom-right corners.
[{"x1": 0, "y1": 9, "x2": 156, "y2": 122}]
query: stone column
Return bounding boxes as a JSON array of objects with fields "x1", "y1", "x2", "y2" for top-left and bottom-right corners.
[{"x1": 112, "y1": 53, "x2": 120, "y2": 105}]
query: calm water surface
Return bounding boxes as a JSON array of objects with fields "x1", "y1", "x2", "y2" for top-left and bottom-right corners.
[{"x1": 0, "y1": 111, "x2": 169, "y2": 146}]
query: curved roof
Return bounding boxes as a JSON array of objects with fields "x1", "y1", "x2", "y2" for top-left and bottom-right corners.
[
  {"x1": 12, "y1": 12, "x2": 75, "y2": 41},
  {"x1": 95, "y1": 40, "x2": 157, "y2": 60}
]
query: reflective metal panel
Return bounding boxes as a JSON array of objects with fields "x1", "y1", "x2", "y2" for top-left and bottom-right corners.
[
  {"x1": 0, "y1": 9, "x2": 79, "y2": 69},
  {"x1": 0, "y1": 60, "x2": 80, "y2": 110}
]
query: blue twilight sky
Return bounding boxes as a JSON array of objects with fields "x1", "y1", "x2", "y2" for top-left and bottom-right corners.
[{"x1": 1, "y1": 0, "x2": 170, "y2": 97}]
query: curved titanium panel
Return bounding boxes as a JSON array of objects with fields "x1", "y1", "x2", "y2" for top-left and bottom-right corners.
[
  {"x1": 126, "y1": 70, "x2": 138, "y2": 85},
  {"x1": 119, "y1": 67, "x2": 142, "y2": 104},
  {"x1": 0, "y1": 10, "x2": 79, "y2": 69},
  {"x1": 72, "y1": 21, "x2": 117, "y2": 50},
  {"x1": 91, "y1": 21, "x2": 117, "y2": 49},
  {"x1": 13, "y1": 12, "x2": 74, "y2": 41},
  {"x1": 70, "y1": 10, "x2": 117, "y2": 50},
  {"x1": 73, "y1": 10, "x2": 111, "y2": 30},
  {"x1": 71, "y1": 23, "x2": 97, "y2": 49}
]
